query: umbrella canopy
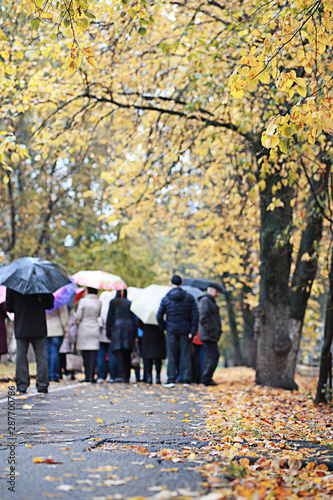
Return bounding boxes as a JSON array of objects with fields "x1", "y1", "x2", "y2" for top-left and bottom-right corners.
[
  {"x1": 127, "y1": 286, "x2": 143, "y2": 302},
  {"x1": 130, "y1": 284, "x2": 171, "y2": 325},
  {"x1": 72, "y1": 270, "x2": 126, "y2": 291},
  {"x1": 46, "y1": 278, "x2": 76, "y2": 313},
  {"x1": 0, "y1": 257, "x2": 71, "y2": 295},
  {"x1": 182, "y1": 285, "x2": 205, "y2": 304},
  {"x1": 182, "y1": 278, "x2": 226, "y2": 293},
  {"x1": 0, "y1": 286, "x2": 6, "y2": 304}
]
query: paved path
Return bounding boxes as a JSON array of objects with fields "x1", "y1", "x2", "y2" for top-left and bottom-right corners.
[{"x1": 0, "y1": 381, "x2": 215, "y2": 499}]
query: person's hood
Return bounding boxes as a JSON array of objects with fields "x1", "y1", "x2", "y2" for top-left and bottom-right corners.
[{"x1": 167, "y1": 287, "x2": 186, "y2": 301}]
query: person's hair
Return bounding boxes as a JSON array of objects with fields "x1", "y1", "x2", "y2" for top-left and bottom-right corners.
[
  {"x1": 171, "y1": 274, "x2": 182, "y2": 286},
  {"x1": 87, "y1": 287, "x2": 98, "y2": 295},
  {"x1": 116, "y1": 289, "x2": 127, "y2": 298}
]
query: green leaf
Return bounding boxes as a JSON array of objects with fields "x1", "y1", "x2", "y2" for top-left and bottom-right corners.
[
  {"x1": 30, "y1": 18, "x2": 41, "y2": 31},
  {"x1": 79, "y1": 18, "x2": 89, "y2": 31},
  {"x1": 140, "y1": 19, "x2": 149, "y2": 26},
  {"x1": 63, "y1": 19, "x2": 70, "y2": 28},
  {"x1": 149, "y1": 16, "x2": 154, "y2": 24},
  {"x1": 138, "y1": 27, "x2": 147, "y2": 37},
  {"x1": 83, "y1": 10, "x2": 96, "y2": 19},
  {"x1": 121, "y1": 0, "x2": 129, "y2": 4},
  {"x1": 279, "y1": 139, "x2": 288, "y2": 155},
  {"x1": 0, "y1": 29, "x2": 8, "y2": 41}
]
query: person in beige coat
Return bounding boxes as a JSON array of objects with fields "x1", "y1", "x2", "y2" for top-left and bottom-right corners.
[
  {"x1": 76, "y1": 287, "x2": 102, "y2": 382},
  {"x1": 46, "y1": 305, "x2": 69, "y2": 382}
]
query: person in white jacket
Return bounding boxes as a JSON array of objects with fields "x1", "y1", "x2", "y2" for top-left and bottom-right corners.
[
  {"x1": 46, "y1": 305, "x2": 69, "y2": 382},
  {"x1": 76, "y1": 288, "x2": 102, "y2": 382}
]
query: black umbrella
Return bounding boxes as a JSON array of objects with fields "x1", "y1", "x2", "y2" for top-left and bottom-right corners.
[
  {"x1": 182, "y1": 285, "x2": 205, "y2": 304},
  {"x1": 182, "y1": 278, "x2": 227, "y2": 293},
  {"x1": 0, "y1": 257, "x2": 71, "y2": 295}
]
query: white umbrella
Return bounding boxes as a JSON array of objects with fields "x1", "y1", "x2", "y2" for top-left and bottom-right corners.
[
  {"x1": 127, "y1": 286, "x2": 143, "y2": 302},
  {"x1": 130, "y1": 284, "x2": 171, "y2": 325}
]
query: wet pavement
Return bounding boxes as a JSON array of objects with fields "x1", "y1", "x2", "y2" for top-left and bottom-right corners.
[{"x1": 0, "y1": 380, "x2": 213, "y2": 499}]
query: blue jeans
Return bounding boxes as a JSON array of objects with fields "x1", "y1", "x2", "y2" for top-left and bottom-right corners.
[
  {"x1": 46, "y1": 336, "x2": 62, "y2": 381},
  {"x1": 97, "y1": 342, "x2": 117, "y2": 380},
  {"x1": 166, "y1": 333, "x2": 192, "y2": 383}
]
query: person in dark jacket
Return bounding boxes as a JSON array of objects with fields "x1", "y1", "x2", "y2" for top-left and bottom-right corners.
[
  {"x1": 5, "y1": 289, "x2": 54, "y2": 394},
  {"x1": 106, "y1": 289, "x2": 137, "y2": 383},
  {"x1": 139, "y1": 319, "x2": 166, "y2": 384},
  {"x1": 157, "y1": 274, "x2": 199, "y2": 387},
  {"x1": 198, "y1": 283, "x2": 222, "y2": 386}
]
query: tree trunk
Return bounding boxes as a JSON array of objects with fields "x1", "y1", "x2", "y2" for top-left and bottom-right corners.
[
  {"x1": 255, "y1": 164, "x2": 328, "y2": 390},
  {"x1": 315, "y1": 249, "x2": 333, "y2": 405},
  {"x1": 225, "y1": 291, "x2": 243, "y2": 366},
  {"x1": 255, "y1": 301, "x2": 301, "y2": 390},
  {"x1": 241, "y1": 292, "x2": 256, "y2": 368}
]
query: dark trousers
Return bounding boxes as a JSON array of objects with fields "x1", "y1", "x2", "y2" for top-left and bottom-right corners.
[
  {"x1": 202, "y1": 341, "x2": 219, "y2": 384},
  {"x1": 166, "y1": 333, "x2": 192, "y2": 383},
  {"x1": 97, "y1": 342, "x2": 117, "y2": 380},
  {"x1": 115, "y1": 349, "x2": 131, "y2": 382},
  {"x1": 191, "y1": 344, "x2": 205, "y2": 383},
  {"x1": 81, "y1": 350, "x2": 97, "y2": 382},
  {"x1": 16, "y1": 337, "x2": 48, "y2": 392},
  {"x1": 146, "y1": 359, "x2": 162, "y2": 382}
]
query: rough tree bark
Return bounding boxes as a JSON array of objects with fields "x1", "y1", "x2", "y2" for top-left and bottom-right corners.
[
  {"x1": 241, "y1": 285, "x2": 256, "y2": 368},
  {"x1": 315, "y1": 248, "x2": 333, "y2": 405},
  {"x1": 255, "y1": 163, "x2": 329, "y2": 390},
  {"x1": 224, "y1": 290, "x2": 243, "y2": 366}
]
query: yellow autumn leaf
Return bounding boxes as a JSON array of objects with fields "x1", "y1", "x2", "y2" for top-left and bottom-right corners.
[
  {"x1": 230, "y1": 89, "x2": 244, "y2": 99},
  {"x1": 82, "y1": 47, "x2": 95, "y2": 58},
  {"x1": 96, "y1": 417, "x2": 103, "y2": 424},
  {"x1": 297, "y1": 86, "x2": 306, "y2": 97},
  {"x1": 259, "y1": 71, "x2": 270, "y2": 84},
  {"x1": 322, "y1": 115, "x2": 333, "y2": 133},
  {"x1": 87, "y1": 56, "x2": 97, "y2": 68},
  {"x1": 39, "y1": 12, "x2": 53, "y2": 20},
  {"x1": 258, "y1": 179, "x2": 266, "y2": 191},
  {"x1": 264, "y1": 136, "x2": 279, "y2": 148},
  {"x1": 11, "y1": 152, "x2": 20, "y2": 165}
]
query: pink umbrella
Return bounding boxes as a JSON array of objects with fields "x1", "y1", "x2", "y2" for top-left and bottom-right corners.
[
  {"x1": 0, "y1": 286, "x2": 6, "y2": 304},
  {"x1": 72, "y1": 270, "x2": 127, "y2": 290}
]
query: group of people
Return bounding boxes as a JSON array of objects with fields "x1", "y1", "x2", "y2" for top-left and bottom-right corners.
[{"x1": 2, "y1": 274, "x2": 223, "y2": 393}]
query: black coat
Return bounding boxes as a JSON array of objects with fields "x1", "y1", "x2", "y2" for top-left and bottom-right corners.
[
  {"x1": 157, "y1": 287, "x2": 199, "y2": 336},
  {"x1": 198, "y1": 294, "x2": 221, "y2": 342},
  {"x1": 106, "y1": 297, "x2": 137, "y2": 352},
  {"x1": 5, "y1": 288, "x2": 54, "y2": 339},
  {"x1": 0, "y1": 302, "x2": 8, "y2": 355},
  {"x1": 139, "y1": 321, "x2": 166, "y2": 360}
]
